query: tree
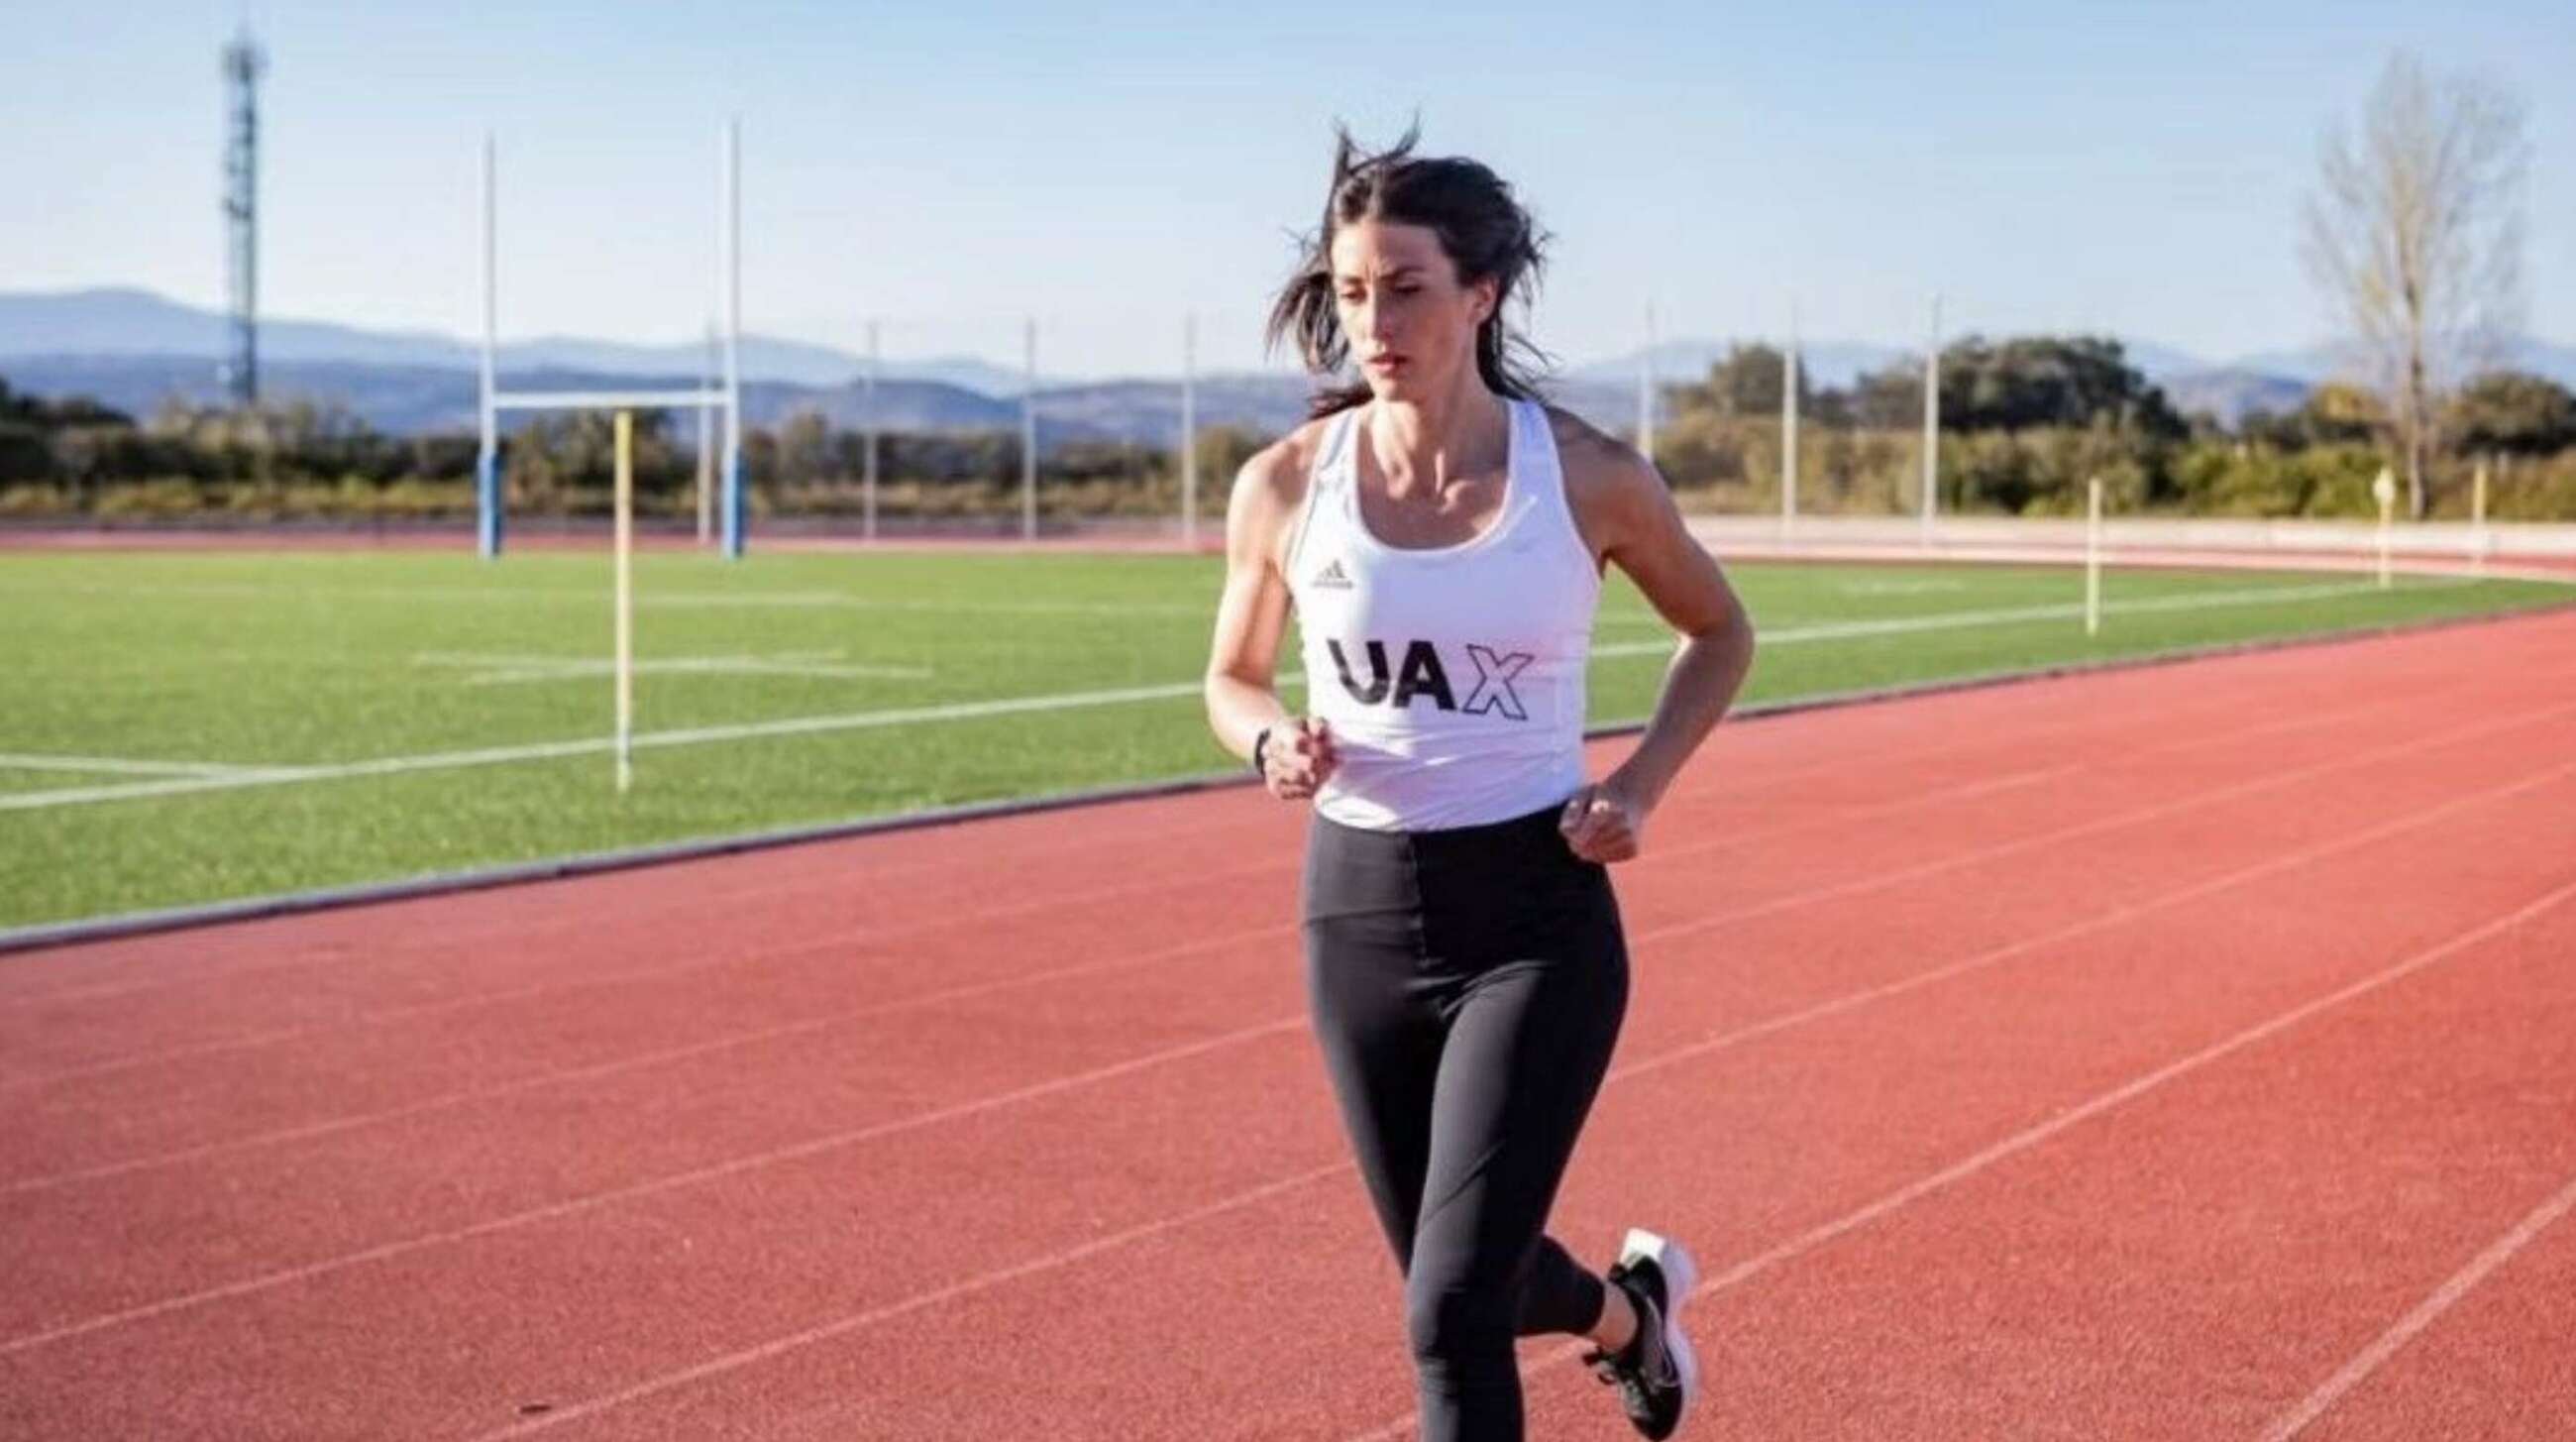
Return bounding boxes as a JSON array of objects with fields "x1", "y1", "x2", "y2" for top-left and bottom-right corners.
[
  {"x1": 1844, "y1": 335, "x2": 2181, "y2": 437},
  {"x1": 2446, "y1": 371, "x2": 2576, "y2": 457},
  {"x1": 1938, "y1": 335, "x2": 2184, "y2": 437},
  {"x1": 1674, "y1": 343, "x2": 1809, "y2": 419},
  {"x1": 2303, "y1": 53, "x2": 2528, "y2": 517}
]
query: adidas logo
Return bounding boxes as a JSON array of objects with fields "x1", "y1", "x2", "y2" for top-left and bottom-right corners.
[{"x1": 1311, "y1": 558, "x2": 1354, "y2": 591}]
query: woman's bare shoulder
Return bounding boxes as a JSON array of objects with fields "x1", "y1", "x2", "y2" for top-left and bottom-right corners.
[
  {"x1": 1227, "y1": 411, "x2": 1342, "y2": 559},
  {"x1": 1542, "y1": 402, "x2": 1665, "y2": 533},
  {"x1": 1241, "y1": 412, "x2": 1339, "y2": 491}
]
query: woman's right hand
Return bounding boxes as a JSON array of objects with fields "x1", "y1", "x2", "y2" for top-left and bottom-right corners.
[{"x1": 1260, "y1": 717, "x2": 1339, "y2": 800}]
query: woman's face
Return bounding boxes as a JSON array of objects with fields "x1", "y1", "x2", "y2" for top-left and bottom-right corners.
[{"x1": 1329, "y1": 218, "x2": 1497, "y2": 403}]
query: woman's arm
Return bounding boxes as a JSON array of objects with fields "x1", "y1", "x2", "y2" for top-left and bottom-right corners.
[
  {"x1": 1205, "y1": 438, "x2": 1339, "y2": 799},
  {"x1": 1554, "y1": 414, "x2": 1758, "y2": 860}
]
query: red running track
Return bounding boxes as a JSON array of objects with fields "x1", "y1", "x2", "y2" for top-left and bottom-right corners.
[{"x1": 4, "y1": 610, "x2": 2573, "y2": 1440}]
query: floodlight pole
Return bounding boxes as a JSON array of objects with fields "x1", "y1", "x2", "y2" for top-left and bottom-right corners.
[
  {"x1": 1021, "y1": 316, "x2": 1038, "y2": 542},
  {"x1": 719, "y1": 117, "x2": 745, "y2": 560},
  {"x1": 477, "y1": 132, "x2": 501, "y2": 559},
  {"x1": 1920, "y1": 293, "x2": 1941, "y2": 541},
  {"x1": 1180, "y1": 310, "x2": 1199, "y2": 550},
  {"x1": 697, "y1": 322, "x2": 715, "y2": 547},
  {"x1": 1781, "y1": 305, "x2": 1799, "y2": 531},
  {"x1": 863, "y1": 318, "x2": 880, "y2": 542}
]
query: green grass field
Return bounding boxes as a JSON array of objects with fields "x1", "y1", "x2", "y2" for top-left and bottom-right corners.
[{"x1": 0, "y1": 546, "x2": 2565, "y2": 933}]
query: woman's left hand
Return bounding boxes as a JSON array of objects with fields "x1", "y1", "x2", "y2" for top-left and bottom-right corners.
[{"x1": 1558, "y1": 779, "x2": 1647, "y2": 864}]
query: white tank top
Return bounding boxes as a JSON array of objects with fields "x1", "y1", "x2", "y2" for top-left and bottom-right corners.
[{"x1": 1285, "y1": 396, "x2": 1600, "y2": 832}]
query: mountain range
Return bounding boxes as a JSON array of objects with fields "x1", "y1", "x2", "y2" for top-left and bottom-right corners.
[{"x1": 7, "y1": 287, "x2": 2575, "y2": 441}]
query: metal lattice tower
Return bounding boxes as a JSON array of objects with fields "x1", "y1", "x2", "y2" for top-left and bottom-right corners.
[{"x1": 220, "y1": 28, "x2": 266, "y2": 409}]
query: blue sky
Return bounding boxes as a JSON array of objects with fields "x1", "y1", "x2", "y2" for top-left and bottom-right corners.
[{"x1": 6, "y1": 0, "x2": 2570, "y2": 377}]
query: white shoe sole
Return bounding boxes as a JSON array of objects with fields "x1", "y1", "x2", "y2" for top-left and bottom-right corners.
[{"x1": 1620, "y1": 1227, "x2": 1699, "y2": 1424}]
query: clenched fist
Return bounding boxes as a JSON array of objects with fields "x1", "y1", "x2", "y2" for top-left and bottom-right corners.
[
  {"x1": 1261, "y1": 717, "x2": 1339, "y2": 801},
  {"x1": 1558, "y1": 780, "x2": 1645, "y2": 863}
]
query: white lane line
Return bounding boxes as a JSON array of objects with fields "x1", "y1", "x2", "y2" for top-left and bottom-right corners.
[
  {"x1": 0, "y1": 752, "x2": 274, "y2": 779},
  {"x1": 1, "y1": 762, "x2": 2086, "y2": 1188},
  {"x1": 1345, "y1": 874, "x2": 2576, "y2": 1442},
  {"x1": 11, "y1": 727, "x2": 2563, "y2": 1381},
  {"x1": 2256, "y1": 1165, "x2": 2576, "y2": 1441},
  {"x1": 410, "y1": 651, "x2": 933, "y2": 685},
  {"x1": 0, "y1": 577, "x2": 2500, "y2": 815},
  {"x1": 497, "y1": 787, "x2": 2576, "y2": 1441},
  {"x1": 464, "y1": 1162, "x2": 1359, "y2": 1441}
]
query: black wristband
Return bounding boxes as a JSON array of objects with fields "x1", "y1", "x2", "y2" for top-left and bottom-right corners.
[{"x1": 1251, "y1": 725, "x2": 1273, "y2": 778}]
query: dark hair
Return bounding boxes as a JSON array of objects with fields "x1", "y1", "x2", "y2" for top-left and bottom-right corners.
[{"x1": 1265, "y1": 125, "x2": 1551, "y2": 418}]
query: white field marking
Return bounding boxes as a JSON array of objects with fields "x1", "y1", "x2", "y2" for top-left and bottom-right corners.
[
  {"x1": 0, "y1": 576, "x2": 2494, "y2": 815},
  {"x1": 1839, "y1": 577, "x2": 1969, "y2": 596},
  {"x1": 635, "y1": 592, "x2": 1213, "y2": 618},
  {"x1": 410, "y1": 650, "x2": 932, "y2": 686},
  {"x1": 498, "y1": 774, "x2": 2576, "y2": 1440},
  {"x1": 12, "y1": 734, "x2": 2566, "y2": 1369},
  {"x1": 0, "y1": 577, "x2": 1208, "y2": 618},
  {"x1": 2257, "y1": 1165, "x2": 2576, "y2": 1441},
  {"x1": 0, "y1": 679, "x2": 1214, "y2": 813},
  {"x1": 1592, "y1": 576, "x2": 2473, "y2": 636},
  {"x1": 0, "y1": 752, "x2": 274, "y2": 779},
  {"x1": 1344, "y1": 872, "x2": 2576, "y2": 1442}
]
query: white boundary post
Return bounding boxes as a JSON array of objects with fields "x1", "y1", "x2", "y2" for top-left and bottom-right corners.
[
  {"x1": 863, "y1": 318, "x2": 880, "y2": 543},
  {"x1": 477, "y1": 133, "x2": 500, "y2": 558},
  {"x1": 2472, "y1": 456, "x2": 2490, "y2": 572},
  {"x1": 2086, "y1": 474, "x2": 2103, "y2": 636},
  {"x1": 718, "y1": 117, "x2": 745, "y2": 559},
  {"x1": 1921, "y1": 293, "x2": 1941, "y2": 543},
  {"x1": 1180, "y1": 310, "x2": 1198, "y2": 550},
  {"x1": 2374, "y1": 466, "x2": 2396, "y2": 590},
  {"x1": 1020, "y1": 315, "x2": 1038, "y2": 542},
  {"x1": 1781, "y1": 306, "x2": 1799, "y2": 533},
  {"x1": 696, "y1": 322, "x2": 714, "y2": 547},
  {"x1": 612, "y1": 409, "x2": 635, "y2": 793}
]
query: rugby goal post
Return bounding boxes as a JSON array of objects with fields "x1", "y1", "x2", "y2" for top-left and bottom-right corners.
[{"x1": 477, "y1": 120, "x2": 746, "y2": 559}]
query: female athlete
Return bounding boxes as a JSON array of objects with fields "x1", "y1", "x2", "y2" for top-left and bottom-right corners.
[{"x1": 1203, "y1": 128, "x2": 1757, "y2": 1441}]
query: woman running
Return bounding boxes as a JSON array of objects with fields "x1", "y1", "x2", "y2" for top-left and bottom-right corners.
[{"x1": 1202, "y1": 129, "x2": 1758, "y2": 1441}]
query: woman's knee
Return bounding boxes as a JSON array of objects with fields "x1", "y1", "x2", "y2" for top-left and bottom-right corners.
[{"x1": 1404, "y1": 1276, "x2": 1516, "y2": 1370}]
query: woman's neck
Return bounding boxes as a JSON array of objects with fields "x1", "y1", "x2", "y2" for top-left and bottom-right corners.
[{"x1": 1365, "y1": 366, "x2": 1510, "y2": 499}]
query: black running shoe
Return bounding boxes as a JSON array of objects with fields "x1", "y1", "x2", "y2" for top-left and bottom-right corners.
[{"x1": 1585, "y1": 1228, "x2": 1699, "y2": 1439}]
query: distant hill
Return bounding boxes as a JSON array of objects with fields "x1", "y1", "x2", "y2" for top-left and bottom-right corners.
[
  {"x1": 0, "y1": 287, "x2": 1003, "y2": 393},
  {"x1": 9, "y1": 286, "x2": 2573, "y2": 445},
  {"x1": 0, "y1": 352, "x2": 1329, "y2": 449},
  {"x1": 2227, "y1": 339, "x2": 2576, "y2": 391},
  {"x1": 1567, "y1": 338, "x2": 1911, "y2": 391},
  {"x1": 2161, "y1": 369, "x2": 2314, "y2": 425}
]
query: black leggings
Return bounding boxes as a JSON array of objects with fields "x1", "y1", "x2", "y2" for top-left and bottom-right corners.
[{"x1": 1301, "y1": 804, "x2": 1631, "y2": 1442}]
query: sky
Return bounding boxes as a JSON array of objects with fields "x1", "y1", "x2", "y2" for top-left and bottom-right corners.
[{"x1": 5, "y1": 0, "x2": 2571, "y2": 379}]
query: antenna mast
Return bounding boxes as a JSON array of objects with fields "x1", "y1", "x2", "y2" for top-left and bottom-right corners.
[{"x1": 220, "y1": 25, "x2": 267, "y2": 409}]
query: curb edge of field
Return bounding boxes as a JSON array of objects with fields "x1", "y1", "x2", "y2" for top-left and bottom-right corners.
[{"x1": 8, "y1": 595, "x2": 2575, "y2": 959}]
